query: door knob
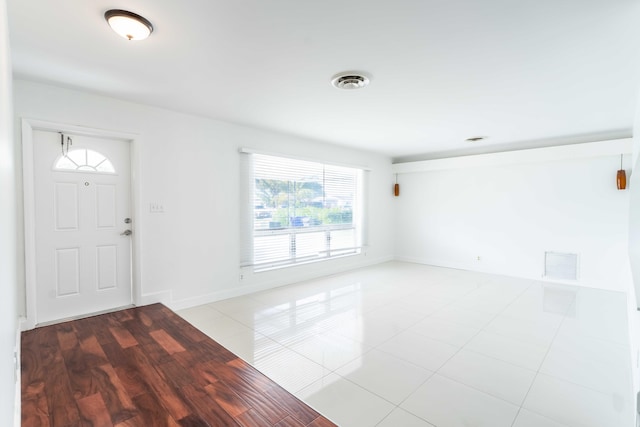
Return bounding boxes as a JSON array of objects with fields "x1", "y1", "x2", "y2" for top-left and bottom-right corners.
[{"x1": 120, "y1": 229, "x2": 132, "y2": 236}]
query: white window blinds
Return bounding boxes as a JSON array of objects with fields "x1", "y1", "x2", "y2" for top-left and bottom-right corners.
[{"x1": 240, "y1": 152, "x2": 365, "y2": 271}]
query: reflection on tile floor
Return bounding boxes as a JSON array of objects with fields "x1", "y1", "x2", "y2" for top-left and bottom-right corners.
[{"x1": 176, "y1": 261, "x2": 634, "y2": 427}]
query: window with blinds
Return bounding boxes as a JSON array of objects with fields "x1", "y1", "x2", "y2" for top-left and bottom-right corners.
[{"x1": 240, "y1": 152, "x2": 365, "y2": 271}]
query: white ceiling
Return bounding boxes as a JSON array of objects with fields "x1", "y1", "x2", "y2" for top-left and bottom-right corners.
[{"x1": 7, "y1": 0, "x2": 640, "y2": 160}]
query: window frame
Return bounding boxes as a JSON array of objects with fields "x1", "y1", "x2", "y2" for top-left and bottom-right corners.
[
  {"x1": 53, "y1": 148, "x2": 116, "y2": 174},
  {"x1": 240, "y1": 150, "x2": 367, "y2": 272}
]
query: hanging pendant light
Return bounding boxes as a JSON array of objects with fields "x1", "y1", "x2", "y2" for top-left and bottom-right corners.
[
  {"x1": 394, "y1": 174, "x2": 400, "y2": 197},
  {"x1": 617, "y1": 154, "x2": 626, "y2": 190},
  {"x1": 104, "y1": 9, "x2": 154, "y2": 41}
]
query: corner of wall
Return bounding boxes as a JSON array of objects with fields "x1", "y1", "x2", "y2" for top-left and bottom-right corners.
[{"x1": 1, "y1": 0, "x2": 18, "y2": 424}]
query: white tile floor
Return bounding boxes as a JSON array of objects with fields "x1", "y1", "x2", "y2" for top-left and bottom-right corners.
[{"x1": 176, "y1": 261, "x2": 635, "y2": 427}]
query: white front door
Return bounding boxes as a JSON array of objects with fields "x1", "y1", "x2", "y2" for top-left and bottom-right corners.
[{"x1": 33, "y1": 130, "x2": 132, "y2": 324}]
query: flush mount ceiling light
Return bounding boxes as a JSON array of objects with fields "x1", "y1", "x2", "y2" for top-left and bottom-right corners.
[
  {"x1": 104, "y1": 9, "x2": 154, "y2": 41},
  {"x1": 331, "y1": 72, "x2": 370, "y2": 90},
  {"x1": 465, "y1": 136, "x2": 488, "y2": 142}
]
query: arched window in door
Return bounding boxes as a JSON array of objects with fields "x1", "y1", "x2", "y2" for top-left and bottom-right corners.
[{"x1": 54, "y1": 149, "x2": 116, "y2": 173}]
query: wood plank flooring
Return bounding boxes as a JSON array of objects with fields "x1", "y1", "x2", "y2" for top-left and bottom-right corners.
[{"x1": 21, "y1": 303, "x2": 337, "y2": 427}]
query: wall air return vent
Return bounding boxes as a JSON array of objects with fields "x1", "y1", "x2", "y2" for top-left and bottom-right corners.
[{"x1": 544, "y1": 251, "x2": 579, "y2": 281}]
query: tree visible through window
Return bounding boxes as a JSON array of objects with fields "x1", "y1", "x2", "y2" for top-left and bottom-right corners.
[{"x1": 242, "y1": 153, "x2": 363, "y2": 270}]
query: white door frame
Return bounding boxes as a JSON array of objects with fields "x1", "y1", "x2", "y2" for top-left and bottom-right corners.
[{"x1": 21, "y1": 118, "x2": 142, "y2": 330}]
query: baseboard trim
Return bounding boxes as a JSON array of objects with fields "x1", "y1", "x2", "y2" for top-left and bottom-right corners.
[
  {"x1": 14, "y1": 320, "x2": 21, "y2": 427},
  {"x1": 393, "y1": 256, "x2": 626, "y2": 293},
  {"x1": 137, "y1": 290, "x2": 173, "y2": 306},
  {"x1": 19, "y1": 316, "x2": 34, "y2": 332},
  {"x1": 167, "y1": 255, "x2": 394, "y2": 311}
]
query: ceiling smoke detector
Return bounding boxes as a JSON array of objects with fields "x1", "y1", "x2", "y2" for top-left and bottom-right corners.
[
  {"x1": 465, "y1": 136, "x2": 488, "y2": 142},
  {"x1": 331, "y1": 73, "x2": 370, "y2": 90}
]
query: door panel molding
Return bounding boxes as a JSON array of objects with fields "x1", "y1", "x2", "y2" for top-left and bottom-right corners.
[
  {"x1": 21, "y1": 118, "x2": 142, "y2": 330},
  {"x1": 55, "y1": 247, "x2": 80, "y2": 296}
]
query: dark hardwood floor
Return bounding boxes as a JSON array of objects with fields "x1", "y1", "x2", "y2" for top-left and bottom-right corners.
[{"x1": 21, "y1": 303, "x2": 337, "y2": 427}]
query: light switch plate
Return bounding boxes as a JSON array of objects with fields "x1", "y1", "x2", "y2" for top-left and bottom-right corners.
[{"x1": 150, "y1": 202, "x2": 164, "y2": 213}]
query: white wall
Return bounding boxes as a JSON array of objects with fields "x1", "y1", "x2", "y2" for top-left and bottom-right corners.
[
  {"x1": 628, "y1": 150, "x2": 640, "y2": 423},
  {"x1": 630, "y1": 110, "x2": 640, "y2": 308},
  {"x1": 394, "y1": 147, "x2": 632, "y2": 292},
  {"x1": 13, "y1": 80, "x2": 395, "y2": 316},
  {"x1": 629, "y1": 103, "x2": 640, "y2": 420},
  {"x1": 0, "y1": 0, "x2": 18, "y2": 424}
]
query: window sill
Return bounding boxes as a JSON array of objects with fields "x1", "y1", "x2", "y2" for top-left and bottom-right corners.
[{"x1": 252, "y1": 250, "x2": 362, "y2": 273}]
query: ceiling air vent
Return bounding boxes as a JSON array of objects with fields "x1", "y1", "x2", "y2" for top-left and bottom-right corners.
[
  {"x1": 544, "y1": 251, "x2": 579, "y2": 281},
  {"x1": 331, "y1": 73, "x2": 370, "y2": 90}
]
